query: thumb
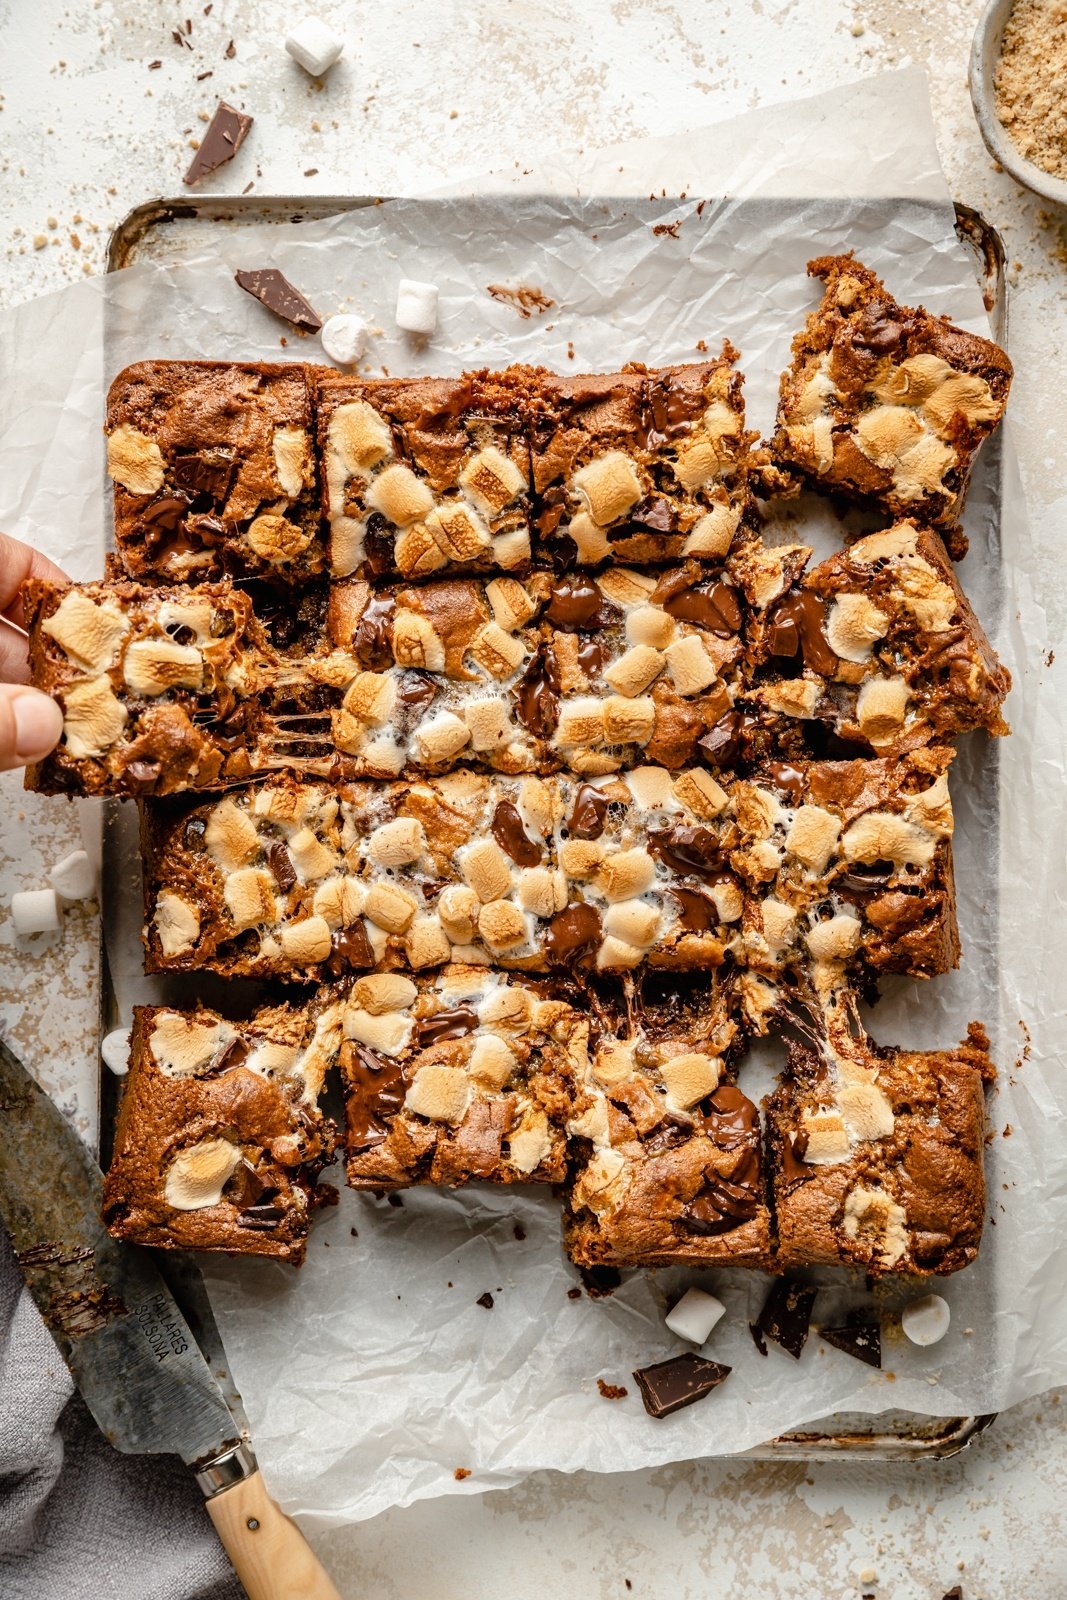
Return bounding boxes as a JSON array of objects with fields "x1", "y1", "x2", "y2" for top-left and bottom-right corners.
[{"x1": 0, "y1": 685, "x2": 64, "y2": 772}]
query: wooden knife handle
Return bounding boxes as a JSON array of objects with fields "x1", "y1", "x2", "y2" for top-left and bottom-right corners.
[{"x1": 206, "y1": 1468, "x2": 343, "y2": 1600}]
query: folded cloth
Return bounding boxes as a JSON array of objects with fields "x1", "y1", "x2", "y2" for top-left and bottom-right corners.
[{"x1": 0, "y1": 1229, "x2": 242, "y2": 1600}]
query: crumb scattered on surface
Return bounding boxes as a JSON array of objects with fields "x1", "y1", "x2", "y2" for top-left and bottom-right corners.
[
  {"x1": 453, "y1": 1467, "x2": 471, "y2": 1480},
  {"x1": 486, "y1": 282, "x2": 555, "y2": 317},
  {"x1": 476, "y1": 1291, "x2": 494, "y2": 1309},
  {"x1": 597, "y1": 1378, "x2": 629, "y2": 1400},
  {"x1": 995, "y1": 1, "x2": 1067, "y2": 179}
]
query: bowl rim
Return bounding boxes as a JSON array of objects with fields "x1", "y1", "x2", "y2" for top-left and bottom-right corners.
[{"x1": 968, "y1": 0, "x2": 1067, "y2": 207}]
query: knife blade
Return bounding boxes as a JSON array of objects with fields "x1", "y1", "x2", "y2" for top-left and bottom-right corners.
[{"x1": 0, "y1": 1034, "x2": 343, "y2": 1600}]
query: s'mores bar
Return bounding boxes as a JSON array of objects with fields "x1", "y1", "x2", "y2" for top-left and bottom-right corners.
[
  {"x1": 765, "y1": 988, "x2": 991, "y2": 1275},
  {"x1": 530, "y1": 352, "x2": 756, "y2": 567},
  {"x1": 23, "y1": 578, "x2": 282, "y2": 796},
  {"x1": 139, "y1": 765, "x2": 741, "y2": 981},
  {"x1": 719, "y1": 522, "x2": 1010, "y2": 762},
  {"x1": 102, "y1": 998, "x2": 343, "y2": 1263},
  {"x1": 733, "y1": 749, "x2": 960, "y2": 983},
  {"x1": 326, "y1": 563, "x2": 744, "y2": 779},
  {"x1": 106, "y1": 362, "x2": 326, "y2": 583},
  {"x1": 341, "y1": 966, "x2": 589, "y2": 1189},
  {"x1": 764, "y1": 255, "x2": 1012, "y2": 537},
  {"x1": 317, "y1": 371, "x2": 535, "y2": 580},
  {"x1": 563, "y1": 978, "x2": 772, "y2": 1269}
]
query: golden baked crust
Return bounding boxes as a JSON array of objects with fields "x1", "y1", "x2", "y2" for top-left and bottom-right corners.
[{"x1": 764, "y1": 255, "x2": 1013, "y2": 540}]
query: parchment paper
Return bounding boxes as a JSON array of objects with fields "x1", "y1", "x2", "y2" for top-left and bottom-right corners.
[{"x1": 1, "y1": 70, "x2": 1065, "y2": 1525}]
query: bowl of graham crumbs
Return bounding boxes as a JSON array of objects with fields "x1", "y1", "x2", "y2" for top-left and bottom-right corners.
[{"x1": 970, "y1": 0, "x2": 1067, "y2": 207}]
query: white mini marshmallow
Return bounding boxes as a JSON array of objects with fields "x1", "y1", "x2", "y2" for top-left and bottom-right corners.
[
  {"x1": 49, "y1": 849, "x2": 97, "y2": 902},
  {"x1": 395, "y1": 279, "x2": 439, "y2": 336},
  {"x1": 101, "y1": 1028, "x2": 131, "y2": 1077},
  {"x1": 664, "y1": 1287, "x2": 727, "y2": 1346},
  {"x1": 284, "y1": 18, "x2": 344, "y2": 77},
  {"x1": 901, "y1": 1293, "x2": 951, "y2": 1346},
  {"x1": 11, "y1": 888, "x2": 63, "y2": 937},
  {"x1": 321, "y1": 313, "x2": 368, "y2": 365}
]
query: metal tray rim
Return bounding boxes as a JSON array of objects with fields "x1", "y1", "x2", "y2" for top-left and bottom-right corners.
[{"x1": 102, "y1": 188, "x2": 1006, "y2": 1465}]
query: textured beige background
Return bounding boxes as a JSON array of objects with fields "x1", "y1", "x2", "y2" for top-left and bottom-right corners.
[{"x1": 1, "y1": 0, "x2": 1066, "y2": 1593}]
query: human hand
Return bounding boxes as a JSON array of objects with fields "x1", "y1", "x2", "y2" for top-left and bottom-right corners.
[{"x1": 0, "y1": 530, "x2": 68, "y2": 771}]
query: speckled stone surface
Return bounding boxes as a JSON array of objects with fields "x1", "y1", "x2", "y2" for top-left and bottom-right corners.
[{"x1": 1, "y1": 0, "x2": 1066, "y2": 1594}]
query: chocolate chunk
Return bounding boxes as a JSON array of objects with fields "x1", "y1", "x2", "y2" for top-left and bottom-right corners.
[
  {"x1": 214, "y1": 1035, "x2": 249, "y2": 1074},
  {"x1": 697, "y1": 710, "x2": 747, "y2": 767},
  {"x1": 546, "y1": 901, "x2": 601, "y2": 964},
  {"x1": 491, "y1": 800, "x2": 542, "y2": 867},
  {"x1": 764, "y1": 760, "x2": 806, "y2": 803},
  {"x1": 351, "y1": 594, "x2": 396, "y2": 669},
  {"x1": 637, "y1": 374, "x2": 695, "y2": 449},
  {"x1": 632, "y1": 1352, "x2": 732, "y2": 1418},
  {"x1": 237, "y1": 1204, "x2": 288, "y2": 1232},
  {"x1": 750, "y1": 1279, "x2": 818, "y2": 1360},
  {"x1": 648, "y1": 823, "x2": 722, "y2": 877},
  {"x1": 395, "y1": 671, "x2": 438, "y2": 718},
  {"x1": 766, "y1": 591, "x2": 837, "y2": 677},
  {"x1": 476, "y1": 1291, "x2": 495, "y2": 1309},
  {"x1": 779, "y1": 1129, "x2": 813, "y2": 1189},
  {"x1": 536, "y1": 485, "x2": 567, "y2": 537},
  {"x1": 567, "y1": 783, "x2": 609, "y2": 840},
  {"x1": 514, "y1": 644, "x2": 560, "y2": 738},
  {"x1": 669, "y1": 885, "x2": 718, "y2": 933},
  {"x1": 819, "y1": 1318, "x2": 882, "y2": 1369},
  {"x1": 362, "y1": 512, "x2": 395, "y2": 576},
  {"x1": 266, "y1": 840, "x2": 297, "y2": 891},
  {"x1": 171, "y1": 448, "x2": 236, "y2": 503},
  {"x1": 123, "y1": 759, "x2": 163, "y2": 793},
  {"x1": 576, "y1": 637, "x2": 606, "y2": 679},
  {"x1": 705, "y1": 1084, "x2": 759, "y2": 1146},
  {"x1": 139, "y1": 493, "x2": 191, "y2": 536},
  {"x1": 184, "y1": 100, "x2": 254, "y2": 186},
  {"x1": 545, "y1": 576, "x2": 615, "y2": 631},
  {"x1": 414, "y1": 1005, "x2": 478, "y2": 1048},
  {"x1": 628, "y1": 494, "x2": 675, "y2": 532},
  {"x1": 234, "y1": 268, "x2": 322, "y2": 333},
  {"x1": 345, "y1": 1044, "x2": 406, "y2": 1148},
  {"x1": 684, "y1": 1169, "x2": 760, "y2": 1235},
  {"x1": 328, "y1": 922, "x2": 375, "y2": 973},
  {"x1": 662, "y1": 579, "x2": 742, "y2": 636}
]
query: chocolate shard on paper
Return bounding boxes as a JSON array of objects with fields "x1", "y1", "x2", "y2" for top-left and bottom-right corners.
[
  {"x1": 819, "y1": 1318, "x2": 882, "y2": 1369},
  {"x1": 234, "y1": 268, "x2": 323, "y2": 333},
  {"x1": 632, "y1": 1352, "x2": 731, "y2": 1418},
  {"x1": 184, "y1": 100, "x2": 253, "y2": 186},
  {"x1": 750, "y1": 1279, "x2": 818, "y2": 1360}
]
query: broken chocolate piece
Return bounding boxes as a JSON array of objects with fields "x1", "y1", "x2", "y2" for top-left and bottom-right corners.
[
  {"x1": 750, "y1": 1279, "x2": 818, "y2": 1360},
  {"x1": 184, "y1": 100, "x2": 253, "y2": 186},
  {"x1": 632, "y1": 1352, "x2": 731, "y2": 1418},
  {"x1": 234, "y1": 268, "x2": 323, "y2": 333},
  {"x1": 819, "y1": 1318, "x2": 882, "y2": 1369},
  {"x1": 476, "y1": 1291, "x2": 495, "y2": 1309}
]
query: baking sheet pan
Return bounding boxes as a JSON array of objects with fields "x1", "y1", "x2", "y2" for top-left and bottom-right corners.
[{"x1": 97, "y1": 190, "x2": 1007, "y2": 1466}]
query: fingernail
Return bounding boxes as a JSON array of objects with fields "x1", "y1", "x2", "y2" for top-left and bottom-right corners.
[{"x1": 13, "y1": 691, "x2": 64, "y2": 760}]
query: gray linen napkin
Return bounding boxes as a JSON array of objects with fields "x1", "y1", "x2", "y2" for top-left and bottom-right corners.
[{"x1": 0, "y1": 1229, "x2": 242, "y2": 1599}]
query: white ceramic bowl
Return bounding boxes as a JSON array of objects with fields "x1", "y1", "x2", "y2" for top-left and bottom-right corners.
[{"x1": 969, "y1": 0, "x2": 1067, "y2": 207}]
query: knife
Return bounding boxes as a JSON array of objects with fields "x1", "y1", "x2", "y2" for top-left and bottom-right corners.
[{"x1": 0, "y1": 1035, "x2": 343, "y2": 1600}]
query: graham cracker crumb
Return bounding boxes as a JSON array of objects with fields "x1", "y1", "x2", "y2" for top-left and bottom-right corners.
[{"x1": 994, "y1": 1, "x2": 1067, "y2": 180}]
